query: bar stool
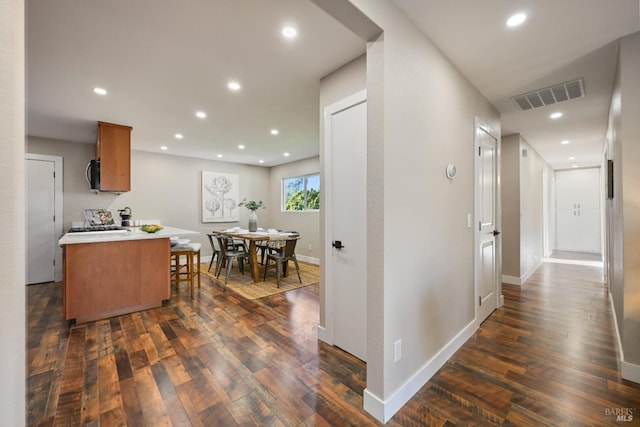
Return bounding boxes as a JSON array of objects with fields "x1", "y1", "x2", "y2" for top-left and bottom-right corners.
[{"x1": 171, "y1": 243, "x2": 201, "y2": 297}]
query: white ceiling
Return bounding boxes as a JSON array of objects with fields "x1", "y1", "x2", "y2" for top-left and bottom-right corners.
[
  {"x1": 26, "y1": 0, "x2": 366, "y2": 166},
  {"x1": 27, "y1": 1, "x2": 640, "y2": 169},
  {"x1": 391, "y1": 0, "x2": 640, "y2": 169}
]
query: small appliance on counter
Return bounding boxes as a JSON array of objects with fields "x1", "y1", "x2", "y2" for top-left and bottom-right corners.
[{"x1": 118, "y1": 207, "x2": 133, "y2": 226}]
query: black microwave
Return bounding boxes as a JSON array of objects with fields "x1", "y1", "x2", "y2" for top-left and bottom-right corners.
[{"x1": 86, "y1": 159, "x2": 100, "y2": 190}]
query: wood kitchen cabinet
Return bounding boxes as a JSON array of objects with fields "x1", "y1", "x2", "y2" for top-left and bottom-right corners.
[
  {"x1": 63, "y1": 238, "x2": 170, "y2": 323},
  {"x1": 97, "y1": 121, "x2": 132, "y2": 192}
]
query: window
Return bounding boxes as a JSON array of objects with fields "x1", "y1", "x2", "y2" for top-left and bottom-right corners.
[{"x1": 283, "y1": 173, "x2": 320, "y2": 211}]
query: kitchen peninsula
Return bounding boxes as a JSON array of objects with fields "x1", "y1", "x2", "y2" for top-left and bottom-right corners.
[{"x1": 59, "y1": 226, "x2": 198, "y2": 323}]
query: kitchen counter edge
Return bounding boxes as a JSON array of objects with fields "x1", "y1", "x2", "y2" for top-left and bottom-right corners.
[{"x1": 58, "y1": 226, "x2": 199, "y2": 245}]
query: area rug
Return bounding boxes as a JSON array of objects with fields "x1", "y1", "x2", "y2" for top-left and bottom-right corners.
[{"x1": 199, "y1": 261, "x2": 319, "y2": 300}]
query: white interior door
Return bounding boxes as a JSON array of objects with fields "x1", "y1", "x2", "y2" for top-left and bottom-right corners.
[
  {"x1": 324, "y1": 90, "x2": 367, "y2": 361},
  {"x1": 26, "y1": 158, "x2": 56, "y2": 284},
  {"x1": 476, "y1": 125, "x2": 498, "y2": 324},
  {"x1": 555, "y1": 168, "x2": 601, "y2": 252}
]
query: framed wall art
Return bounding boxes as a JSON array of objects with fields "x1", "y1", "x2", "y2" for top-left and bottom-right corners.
[{"x1": 202, "y1": 171, "x2": 240, "y2": 222}]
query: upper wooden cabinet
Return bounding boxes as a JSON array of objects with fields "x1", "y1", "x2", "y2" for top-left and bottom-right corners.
[{"x1": 97, "y1": 121, "x2": 132, "y2": 192}]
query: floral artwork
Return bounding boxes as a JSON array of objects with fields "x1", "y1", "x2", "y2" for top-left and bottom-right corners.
[{"x1": 202, "y1": 171, "x2": 239, "y2": 222}]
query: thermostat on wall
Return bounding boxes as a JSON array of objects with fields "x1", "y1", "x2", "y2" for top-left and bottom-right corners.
[{"x1": 446, "y1": 164, "x2": 457, "y2": 179}]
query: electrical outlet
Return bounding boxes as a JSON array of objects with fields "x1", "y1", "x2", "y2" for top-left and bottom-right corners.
[
  {"x1": 308, "y1": 243, "x2": 312, "y2": 251},
  {"x1": 394, "y1": 340, "x2": 402, "y2": 363}
]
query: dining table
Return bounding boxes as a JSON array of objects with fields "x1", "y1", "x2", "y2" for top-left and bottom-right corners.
[{"x1": 214, "y1": 229, "x2": 299, "y2": 283}]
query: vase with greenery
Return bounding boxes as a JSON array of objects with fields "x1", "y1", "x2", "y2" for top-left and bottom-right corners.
[{"x1": 238, "y1": 198, "x2": 264, "y2": 232}]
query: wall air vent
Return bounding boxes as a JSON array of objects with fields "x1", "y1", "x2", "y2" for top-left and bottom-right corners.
[{"x1": 511, "y1": 78, "x2": 585, "y2": 111}]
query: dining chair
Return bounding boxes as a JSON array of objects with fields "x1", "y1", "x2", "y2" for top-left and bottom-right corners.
[
  {"x1": 262, "y1": 236, "x2": 302, "y2": 287},
  {"x1": 215, "y1": 235, "x2": 250, "y2": 284},
  {"x1": 206, "y1": 233, "x2": 222, "y2": 272},
  {"x1": 258, "y1": 231, "x2": 299, "y2": 265}
]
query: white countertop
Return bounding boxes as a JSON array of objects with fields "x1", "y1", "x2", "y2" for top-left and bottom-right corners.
[{"x1": 59, "y1": 226, "x2": 199, "y2": 245}]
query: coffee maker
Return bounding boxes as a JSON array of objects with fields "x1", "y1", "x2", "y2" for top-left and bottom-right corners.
[{"x1": 118, "y1": 206, "x2": 132, "y2": 226}]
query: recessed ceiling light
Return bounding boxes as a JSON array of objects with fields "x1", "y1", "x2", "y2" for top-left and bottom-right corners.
[
  {"x1": 568, "y1": 156, "x2": 576, "y2": 160},
  {"x1": 196, "y1": 111, "x2": 207, "y2": 119},
  {"x1": 270, "y1": 129, "x2": 279, "y2": 135},
  {"x1": 550, "y1": 112, "x2": 563, "y2": 119},
  {"x1": 228, "y1": 81, "x2": 241, "y2": 91},
  {"x1": 238, "y1": 144, "x2": 245, "y2": 150},
  {"x1": 506, "y1": 13, "x2": 527, "y2": 27},
  {"x1": 561, "y1": 140, "x2": 570, "y2": 145},
  {"x1": 259, "y1": 160, "x2": 264, "y2": 164},
  {"x1": 284, "y1": 152, "x2": 290, "y2": 157},
  {"x1": 160, "y1": 146, "x2": 168, "y2": 151},
  {"x1": 282, "y1": 26, "x2": 297, "y2": 39},
  {"x1": 217, "y1": 154, "x2": 223, "y2": 158},
  {"x1": 174, "y1": 133, "x2": 183, "y2": 140},
  {"x1": 93, "y1": 87, "x2": 107, "y2": 95},
  {"x1": 572, "y1": 164, "x2": 578, "y2": 168}
]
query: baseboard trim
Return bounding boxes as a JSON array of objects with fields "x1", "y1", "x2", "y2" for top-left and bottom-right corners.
[
  {"x1": 502, "y1": 275, "x2": 521, "y2": 285},
  {"x1": 609, "y1": 292, "x2": 640, "y2": 384},
  {"x1": 621, "y1": 360, "x2": 640, "y2": 384},
  {"x1": 317, "y1": 325, "x2": 330, "y2": 344},
  {"x1": 502, "y1": 260, "x2": 542, "y2": 287},
  {"x1": 520, "y1": 260, "x2": 541, "y2": 284},
  {"x1": 363, "y1": 320, "x2": 477, "y2": 423},
  {"x1": 296, "y1": 254, "x2": 320, "y2": 265}
]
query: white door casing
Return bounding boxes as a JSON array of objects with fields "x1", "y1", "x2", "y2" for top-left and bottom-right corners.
[
  {"x1": 26, "y1": 158, "x2": 55, "y2": 284},
  {"x1": 475, "y1": 122, "x2": 500, "y2": 325},
  {"x1": 322, "y1": 90, "x2": 367, "y2": 361},
  {"x1": 26, "y1": 154, "x2": 63, "y2": 284}
]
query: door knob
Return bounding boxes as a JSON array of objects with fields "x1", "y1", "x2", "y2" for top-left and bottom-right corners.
[
  {"x1": 493, "y1": 230, "x2": 501, "y2": 236},
  {"x1": 332, "y1": 240, "x2": 345, "y2": 249}
]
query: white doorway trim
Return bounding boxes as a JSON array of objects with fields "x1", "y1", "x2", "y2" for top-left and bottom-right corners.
[
  {"x1": 474, "y1": 118, "x2": 502, "y2": 328},
  {"x1": 542, "y1": 170, "x2": 552, "y2": 258},
  {"x1": 25, "y1": 153, "x2": 63, "y2": 282},
  {"x1": 319, "y1": 89, "x2": 367, "y2": 351}
]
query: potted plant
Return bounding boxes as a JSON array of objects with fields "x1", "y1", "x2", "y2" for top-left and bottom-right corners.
[{"x1": 238, "y1": 198, "x2": 265, "y2": 231}]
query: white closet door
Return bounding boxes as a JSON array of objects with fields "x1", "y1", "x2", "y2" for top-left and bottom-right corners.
[{"x1": 555, "y1": 168, "x2": 601, "y2": 252}]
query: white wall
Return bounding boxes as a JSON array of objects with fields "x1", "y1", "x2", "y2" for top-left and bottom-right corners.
[
  {"x1": 500, "y1": 134, "x2": 553, "y2": 284},
  {"x1": 0, "y1": 0, "x2": 26, "y2": 423},
  {"x1": 317, "y1": 1, "x2": 500, "y2": 421},
  {"x1": 501, "y1": 135, "x2": 521, "y2": 278},
  {"x1": 269, "y1": 156, "x2": 321, "y2": 262},
  {"x1": 519, "y1": 138, "x2": 550, "y2": 279},
  {"x1": 318, "y1": 55, "x2": 367, "y2": 326},
  {"x1": 27, "y1": 137, "x2": 271, "y2": 260},
  {"x1": 605, "y1": 31, "x2": 640, "y2": 382},
  {"x1": 26, "y1": 137, "x2": 321, "y2": 264}
]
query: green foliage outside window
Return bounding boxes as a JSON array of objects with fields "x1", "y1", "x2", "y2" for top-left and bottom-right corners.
[
  {"x1": 285, "y1": 188, "x2": 320, "y2": 211},
  {"x1": 283, "y1": 174, "x2": 320, "y2": 211}
]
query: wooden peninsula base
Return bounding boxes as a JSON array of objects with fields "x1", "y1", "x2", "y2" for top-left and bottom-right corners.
[{"x1": 63, "y1": 238, "x2": 170, "y2": 323}]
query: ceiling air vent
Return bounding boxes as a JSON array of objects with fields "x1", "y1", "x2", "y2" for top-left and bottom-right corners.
[{"x1": 512, "y1": 78, "x2": 585, "y2": 111}]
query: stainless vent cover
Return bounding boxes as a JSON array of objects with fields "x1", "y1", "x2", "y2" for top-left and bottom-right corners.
[{"x1": 512, "y1": 78, "x2": 585, "y2": 111}]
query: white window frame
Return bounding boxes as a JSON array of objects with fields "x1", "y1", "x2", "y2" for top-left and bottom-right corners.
[{"x1": 282, "y1": 173, "x2": 320, "y2": 212}]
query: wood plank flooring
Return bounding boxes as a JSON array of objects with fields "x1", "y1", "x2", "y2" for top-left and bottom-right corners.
[{"x1": 27, "y1": 261, "x2": 640, "y2": 426}]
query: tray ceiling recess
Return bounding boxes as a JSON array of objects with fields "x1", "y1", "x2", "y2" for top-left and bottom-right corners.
[{"x1": 512, "y1": 78, "x2": 585, "y2": 111}]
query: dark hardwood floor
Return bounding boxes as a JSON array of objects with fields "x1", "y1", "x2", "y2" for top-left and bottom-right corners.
[{"x1": 27, "y1": 262, "x2": 640, "y2": 426}]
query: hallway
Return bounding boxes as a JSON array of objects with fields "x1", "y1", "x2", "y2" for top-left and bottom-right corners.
[
  {"x1": 27, "y1": 261, "x2": 640, "y2": 425},
  {"x1": 393, "y1": 261, "x2": 639, "y2": 425}
]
